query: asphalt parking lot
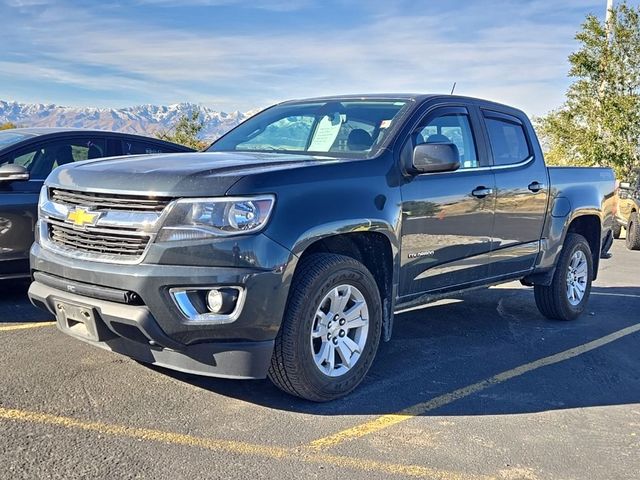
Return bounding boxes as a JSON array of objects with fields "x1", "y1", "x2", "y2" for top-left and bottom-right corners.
[{"x1": 1, "y1": 240, "x2": 638, "y2": 480}]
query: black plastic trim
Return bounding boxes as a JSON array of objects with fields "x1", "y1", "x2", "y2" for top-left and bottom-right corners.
[{"x1": 33, "y1": 271, "x2": 142, "y2": 305}]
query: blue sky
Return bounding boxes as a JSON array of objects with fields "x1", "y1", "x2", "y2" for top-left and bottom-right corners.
[{"x1": 1, "y1": 0, "x2": 635, "y2": 115}]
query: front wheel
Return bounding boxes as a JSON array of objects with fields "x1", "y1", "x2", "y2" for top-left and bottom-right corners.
[
  {"x1": 534, "y1": 233, "x2": 593, "y2": 321},
  {"x1": 268, "y1": 254, "x2": 382, "y2": 402}
]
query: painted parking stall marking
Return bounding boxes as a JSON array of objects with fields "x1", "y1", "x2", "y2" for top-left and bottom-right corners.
[
  {"x1": 306, "y1": 322, "x2": 640, "y2": 450},
  {"x1": 0, "y1": 406, "x2": 489, "y2": 480},
  {"x1": 0, "y1": 322, "x2": 55, "y2": 332}
]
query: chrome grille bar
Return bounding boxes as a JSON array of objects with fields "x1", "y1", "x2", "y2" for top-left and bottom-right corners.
[
  {"x1": 49, "y1": 223, "x2": 149, "y2": 256},
  {"x1": 49, "y1": 188, "x2": 171, "y2": 212}
]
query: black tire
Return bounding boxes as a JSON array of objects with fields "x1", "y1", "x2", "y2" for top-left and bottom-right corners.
[
  {"x1": 268, "y1": 253, "x2": 382, "y2": 402},
  {"x1": 612, "y1": 223, "x2": 622, "y2": 239},
  {"x1": 626, "y1": 212, "x2": 640, "y2": 250},
  {"x1": 534, "y1": 233, "x2": 593, "y2": 321}
]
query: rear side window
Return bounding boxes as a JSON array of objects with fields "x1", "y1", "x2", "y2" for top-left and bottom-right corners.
[{"x1": 484, "y1": 115, "x2": 531, "y2": 166}]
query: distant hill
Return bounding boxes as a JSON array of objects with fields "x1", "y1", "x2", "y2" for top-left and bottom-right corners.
[{"x1": 0, "y1": 100, "x2": 258, "y2": 141}]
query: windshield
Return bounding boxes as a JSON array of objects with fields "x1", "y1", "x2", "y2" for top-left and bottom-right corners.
[
  {"x1": 208, "y1": 99, "x2": 410, "y2": 158},
  {"x1": 0, "y1": 131, "x2": 35, "y2": 150}
]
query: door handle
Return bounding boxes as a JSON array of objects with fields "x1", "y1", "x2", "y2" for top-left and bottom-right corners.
[
  {"x1": 471, "y1": 187, "x2": 493, "y2": 198},
  {"x1": 528, "y1": 181, "x2": 544, "y2": 193}
]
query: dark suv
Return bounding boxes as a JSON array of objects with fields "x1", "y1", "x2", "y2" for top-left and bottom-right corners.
[{"x1": 0, "y1": 128, "x2": 193, "y2": 279}]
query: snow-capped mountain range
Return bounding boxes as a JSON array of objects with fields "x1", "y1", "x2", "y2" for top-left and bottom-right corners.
[{"x1": 0, "y1": 100, "x2": 258, "y2": 140}]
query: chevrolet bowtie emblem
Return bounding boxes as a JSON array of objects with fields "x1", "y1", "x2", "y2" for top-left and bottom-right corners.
[{"x1": 66, "y1": 208, "x2": 100, "y2": 228}]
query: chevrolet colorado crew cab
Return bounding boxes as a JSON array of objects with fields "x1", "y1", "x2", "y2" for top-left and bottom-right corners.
[{"x1": 28, "y1": 94, "x2": 616, "y2": 401}]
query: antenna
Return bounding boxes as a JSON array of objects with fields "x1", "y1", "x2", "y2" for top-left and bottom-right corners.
[{"x1": 450, "y1": 82, "x2": 457, "y2": 95}]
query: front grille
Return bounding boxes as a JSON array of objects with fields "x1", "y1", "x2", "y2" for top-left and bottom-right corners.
[
  {"x1": 42, "y1": 187, "x2": 169, "y2": 262},
  {"x1": 50, "y1": 188, "x2": 171, "y2": 212},
  {"x1": 48, "y1": 220, "x2": 150, "y2": 258}
]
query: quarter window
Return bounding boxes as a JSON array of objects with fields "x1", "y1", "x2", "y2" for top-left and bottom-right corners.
[{"x1": 485, "y1": 116, "x2": 531, "y2": 165}]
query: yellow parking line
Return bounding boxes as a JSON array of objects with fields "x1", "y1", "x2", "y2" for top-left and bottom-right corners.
[
  {"x1": 307, "y1": 322, "x2": 640, "y2": 450},
  {"x1": 0, "y1": 406, "x2": 490, "y2": 480},
  {"x1": 0, "y1": 322, "x2": 55, "y2": 332}
]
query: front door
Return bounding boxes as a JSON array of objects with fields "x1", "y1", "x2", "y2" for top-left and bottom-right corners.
[
  {"x1": 0, "y1": 136, "x2": 108, "y2": 277},
  {"x1": 0, "y1": 177, "x2": 41, "y2": 278},
  {"x1": 399, "y1": 106, "x2": 496, "y2": 299}
]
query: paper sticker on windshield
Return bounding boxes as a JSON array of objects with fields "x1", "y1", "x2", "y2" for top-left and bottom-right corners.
[
  {"x1": 309, "y1": 113, "x2": 343, "y2": 152},
  {"x1": 380, "y1": 120, "x2": 392, "y2": 129}
]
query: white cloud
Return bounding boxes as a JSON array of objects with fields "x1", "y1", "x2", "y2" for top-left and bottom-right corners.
[{"x1": 0, "y1": 0, "x2": 601, "y2": 114}]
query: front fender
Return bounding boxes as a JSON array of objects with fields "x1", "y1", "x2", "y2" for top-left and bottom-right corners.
[
  {"x1": 226, "y1": 154, "x2": 402, "y2": 262},
  {"x1": 282, "y1": 218, "x2": 399, "y2": 258}
]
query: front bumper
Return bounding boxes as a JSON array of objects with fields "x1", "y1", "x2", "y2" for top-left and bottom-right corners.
[
  {"x1": 29, "y1": 281, "x2": 274, "y2": 379},
  {"x1": 28, "y1": 234, "x2": 296, "y2": 379}
]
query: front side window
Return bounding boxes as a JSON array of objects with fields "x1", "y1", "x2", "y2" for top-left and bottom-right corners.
[
  {"x1": 416, "y1": 114, "x2": 479, "y2": 169},
  {"x1": 0, "y1": 138, "x2": 107, "y2": 179},
  {"x1": 209, "y1": 99, "x2": 410, "y2": 158},
  {"x1": 485, "y1": 115, "x2": 531, "y2": 166}
]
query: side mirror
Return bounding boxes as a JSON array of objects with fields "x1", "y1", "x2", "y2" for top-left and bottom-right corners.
[
  {"x1": 0, "y1": 164, "x2": 29, "y2": 182},
  {"x1": 412, "y1": 143, "x2": 460, "y2": 174},
  {"x1": 619, "y1": 182, "x2": 631, "y2": 190}
]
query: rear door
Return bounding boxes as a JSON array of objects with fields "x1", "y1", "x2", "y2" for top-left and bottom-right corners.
[
  {"x1": 482, "y1": 109, "x2": 549, "y2": 277},
  {"x1": 399, "y1": 106, "x2": 496, "y2": 298}
]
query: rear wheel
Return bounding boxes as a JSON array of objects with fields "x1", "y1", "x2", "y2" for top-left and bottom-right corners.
[
  {"x1": 268, "y1": 254, "x2": 382, "y2": 402},
  {"x1": 534, "y1": 233, "x2": 593, "y2": 321},
  {"x1": 626, "y1": 212, "x2": 640, "y2": 250}
]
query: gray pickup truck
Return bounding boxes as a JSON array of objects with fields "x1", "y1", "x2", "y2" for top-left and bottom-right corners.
[{"x1": 28, "y1": 94, "x2": 616, "y2": 401}]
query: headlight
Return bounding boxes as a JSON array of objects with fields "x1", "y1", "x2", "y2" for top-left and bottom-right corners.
[
  {"x1": 157, "y1": 195, "x2": 275, "y2": 242},
  {"x1": 38, "y1": 185, "x2": 48, "y2": 210}
]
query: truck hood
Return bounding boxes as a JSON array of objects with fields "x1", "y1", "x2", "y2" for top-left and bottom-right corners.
[{"x1": 46, "y1": 151, "x2": 344, "y2": 197}]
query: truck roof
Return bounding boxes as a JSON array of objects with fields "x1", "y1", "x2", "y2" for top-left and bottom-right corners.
[{"x1": 278, "y1": 93, "x2": 527, "y2": 116}]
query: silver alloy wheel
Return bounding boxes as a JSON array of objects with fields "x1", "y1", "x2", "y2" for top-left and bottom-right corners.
[
  {"x1": 310, "y1": 284, "x2": 369, "y2": 377},
  {"x1": 566, "y1": 250, "x2": 588, "y2": 306}
]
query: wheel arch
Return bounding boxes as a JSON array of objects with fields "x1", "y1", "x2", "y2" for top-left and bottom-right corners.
[
  {"x1": 294, "y1": 230, "x2": 397, "y2": 342},
  {"x1": 565, "y1": 214, "x2": 601, "y2": 280},
  {"x1": 532, "y1": 209, "x2": 602, "y2": 285}
]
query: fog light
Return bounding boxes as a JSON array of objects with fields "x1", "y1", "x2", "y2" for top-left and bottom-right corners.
[
  {"x1": 207, "y1": 289, "x2": 224, "y2": 313},
  {"x1": 170, "y1": 286, "x2": 245, "y2": 324}
]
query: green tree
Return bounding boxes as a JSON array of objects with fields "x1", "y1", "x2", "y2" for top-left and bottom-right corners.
[
  {"x1": 536, "y1": 2, "x2": 640, "y2": 180},
  {"x1": 0, "y1": 122, "x2": 17, "y2": 130},
  {"x1": 156, "y1": 109, "x2": 208, "y2": 150}
]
